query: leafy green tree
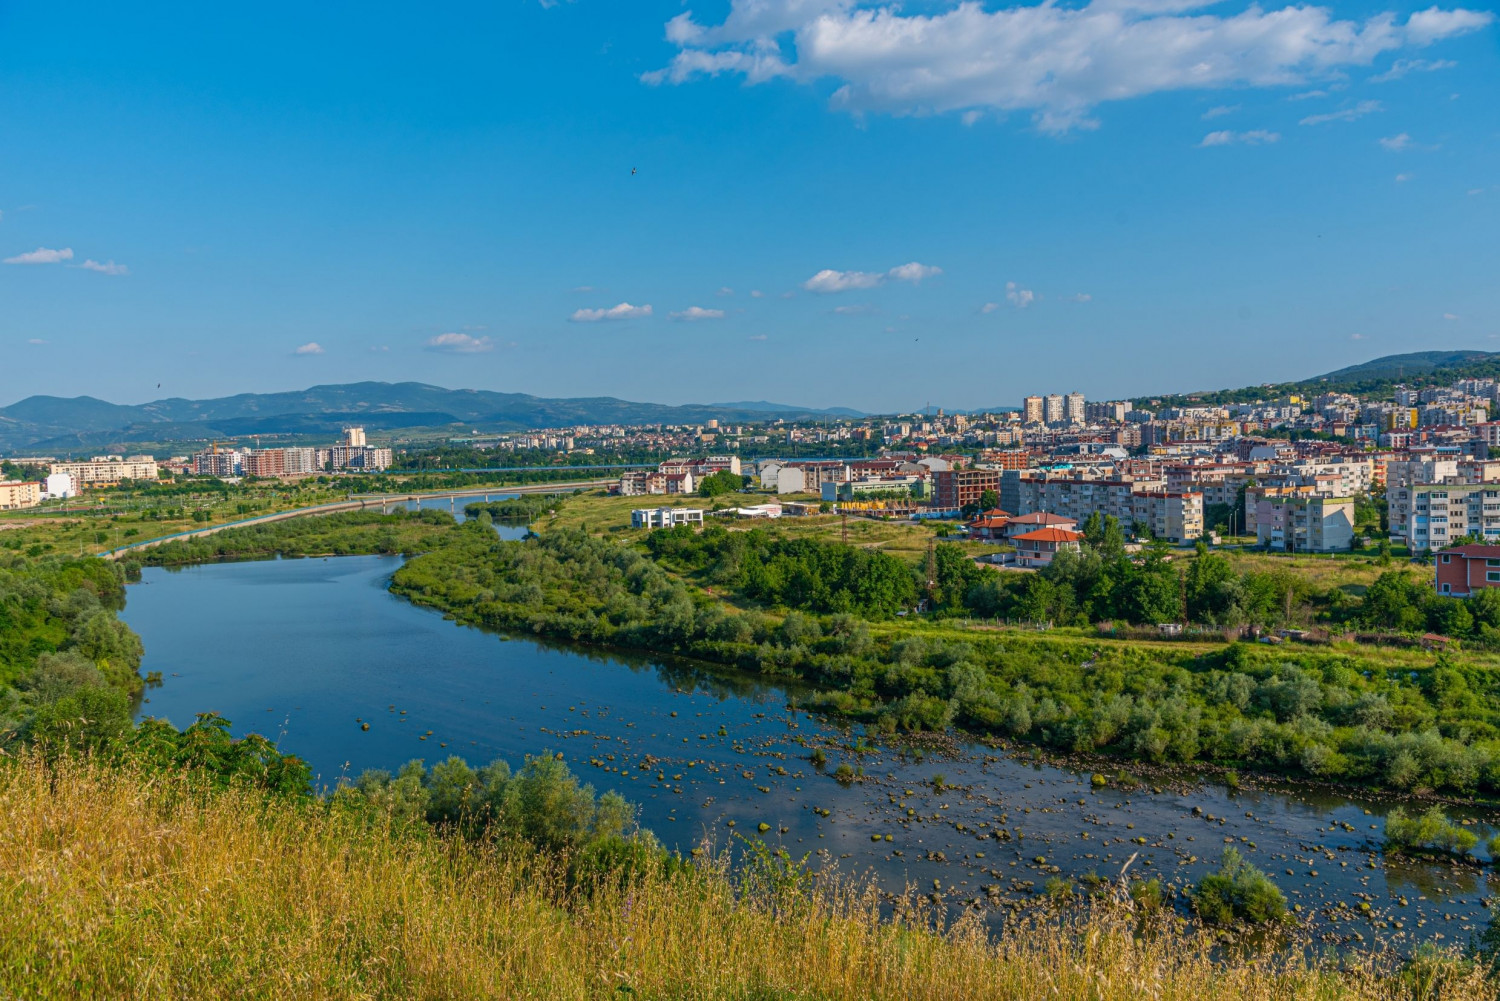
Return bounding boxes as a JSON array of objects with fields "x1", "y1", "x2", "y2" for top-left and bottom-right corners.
[
  {"x1": 698, "y1": 471, "x2": 747, "y2": 498},
  {"x1": 978, "y1": 489, "x2": 1000, "y2": 512},
  {"x1": 1191, "y1": 847, "x2": 1288, "y2": 926}
]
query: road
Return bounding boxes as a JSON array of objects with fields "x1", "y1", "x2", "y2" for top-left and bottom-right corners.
[{"x1": 99, "y1": 479, "x2": 615, "y2": 560}]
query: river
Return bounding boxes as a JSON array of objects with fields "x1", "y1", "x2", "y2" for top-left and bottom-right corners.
[{"x1": 120, "y1": 551, "x2": 1500, "y2": 951}]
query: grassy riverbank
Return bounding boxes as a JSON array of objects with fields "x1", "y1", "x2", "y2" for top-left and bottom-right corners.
[
  {"x1": 1, "y1": 753, "x2": 1489, "y2": 1000},
  {"x1": 391, "y1": 523, "x2": 1500, "y2": 798},
  {"x1": 135, "y1": 509, "x2": 462, "y2": 566}
]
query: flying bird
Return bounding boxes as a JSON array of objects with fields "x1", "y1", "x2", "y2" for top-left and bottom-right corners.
[{"x1": 631, "y1": 168, "x2": 637, "y2": 175}]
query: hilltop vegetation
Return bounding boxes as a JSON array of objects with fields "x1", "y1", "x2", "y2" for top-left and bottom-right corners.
[{"x1": 3, "y1": 752, "x2": 1492, "y2": 1000}]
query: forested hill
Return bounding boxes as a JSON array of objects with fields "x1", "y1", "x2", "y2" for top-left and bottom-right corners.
[{"x1": 1153, "y1": 351, "x2": 1500, "y2": 408}]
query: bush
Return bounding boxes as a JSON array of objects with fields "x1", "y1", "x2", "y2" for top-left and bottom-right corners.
[
  {"x1": 1385, "y1": 806, "x2": 1478, "y2": 857},
  {"x1": 1190, "y1": 847, "x2": 1287, "y2": 926}
]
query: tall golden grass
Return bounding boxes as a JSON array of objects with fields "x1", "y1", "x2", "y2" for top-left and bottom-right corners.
[{"x1": 0, "y1": 753, "x2": 1491, "y2": 1000}]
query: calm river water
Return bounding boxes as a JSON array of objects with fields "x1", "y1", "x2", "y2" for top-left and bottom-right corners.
[{"x1": 121, "y1": 551, "x2": 1500, "y2": 950}]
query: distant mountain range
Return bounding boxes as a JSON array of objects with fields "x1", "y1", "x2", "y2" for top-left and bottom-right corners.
[{"x1": 0, "y1": 383, "x2": 866, "y2": 456}]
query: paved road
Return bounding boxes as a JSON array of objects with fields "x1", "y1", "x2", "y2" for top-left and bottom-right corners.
[{"x1": 100, "y1": 479, "x2": 613, "y2": 560}]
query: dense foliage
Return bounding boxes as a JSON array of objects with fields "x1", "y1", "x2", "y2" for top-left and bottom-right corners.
[
  {"x1": 1384, "y1": 806, "x2": 1478, "y2": 857},
  {"x1": 647, "y1": 524, "x2": 920, "y2": 617},
  {"x1": 464, "y1": 494, "x2": 569, "y2": 521},
  {"x1": 137, "y1": 509, "x2": 457, "y2": 566},
  {"x1": 392, "y1": 525, "x2": 1500, "y2": 795}
]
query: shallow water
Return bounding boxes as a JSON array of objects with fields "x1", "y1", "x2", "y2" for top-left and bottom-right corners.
[{"x1": 122, "y1": 554, "x2": 1500, "y2": 949}]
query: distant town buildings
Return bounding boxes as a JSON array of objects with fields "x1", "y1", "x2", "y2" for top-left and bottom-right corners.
[
  {"x1": 631, "y1": 507, "x2": 705, "y2": 530},
  {"x1": 0, "y1": 480, "x2": 41, "y2": 510},
  {"x1": 51, "y1": 456, "x2": 158, "y2": 486}
]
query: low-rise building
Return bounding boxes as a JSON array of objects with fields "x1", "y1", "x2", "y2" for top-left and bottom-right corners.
[
  {"x1": 631, "y1": 507, "x2": 705, "y2": 530},
  {"x1": 0, "y1": 480, "x2": 41, "y2": 510},
  {"x1": 1130, "y1": 491, "x2": 1204, "y2": 544},
  {"x1": 51, "y1": 455, "x2": 159, "y2": 486},
  {"x1": 932, "y1": 468, "x2": 1001, "y2": 510},
  {"x1": 1435, "y1": 544, "x2": 1500, "y2": 596},
  {"x1": 1012, "y1": 527, "x2": 1084, "y2": 568}
]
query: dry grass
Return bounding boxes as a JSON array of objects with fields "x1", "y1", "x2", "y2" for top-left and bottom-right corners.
[{"x1": 0, "y1": 755, "x2": 1492, "y2": 1000}]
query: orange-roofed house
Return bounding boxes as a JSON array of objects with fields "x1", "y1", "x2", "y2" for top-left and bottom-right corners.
[{"x1": 1012, "y1": 527, "x2": 1084, "y2": 569}]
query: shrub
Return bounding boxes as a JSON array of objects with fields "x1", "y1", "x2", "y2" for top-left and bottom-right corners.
[
  {"x1": 1190, "y1": 847, "x2": 1287, "y2": 926},
  {"x1": 1384, "y1": 806, "x2": 1478, "y2": 857}
]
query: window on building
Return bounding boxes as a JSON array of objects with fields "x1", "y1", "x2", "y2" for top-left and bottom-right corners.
[
  {"x1": 1488, "y1": 571, "x2": 1500, "y2": 583},
  {"x1": 1442, "y1": 554, "x2": 1452, "y2": 563}
]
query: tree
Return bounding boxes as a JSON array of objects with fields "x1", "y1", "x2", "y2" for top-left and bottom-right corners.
[
  {"x1": 979, "y1": 489, "x2": 1000, "y2": 512},
  {"x1": 698, "y1": 471, "x2": 745, "y2": 498}
]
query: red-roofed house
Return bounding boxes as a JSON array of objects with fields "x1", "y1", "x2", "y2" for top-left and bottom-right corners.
[
  {"x1": 1003, "y1": 512, "x2": 1079, "y2": 541},
  {"x1": 967, "y1": 510, "x2": 1012, "y2": 541},
  {"x1": 1012, "y1": 527, "x2": 1084, "y2": 569},
  {"x1": 1435, "y1": 544, "x2": 1500, "y2": 596}
]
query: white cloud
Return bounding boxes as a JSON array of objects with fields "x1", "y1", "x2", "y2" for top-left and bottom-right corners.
[
  {"x1": 716, "y1": 286, "x2": 734, "y2": 297},
  {"x1": 1378, "y1": 132, "x2": 1412, "y2": 151},
  {"x1": 77, "y1": 259, "x2": 128, "y2": 276},
  {"x1": 1369, "y1": 56, "x2": 1458, "y2": 81},
  {"x1": 1068, "y1": 292, "x2": 1094, "y2": 303},
  {"x1": 426, "y1": 332, "x2": 495, "y2": 352},
  {"x1": 750, "y1": 289, "x2": 765, "y2": 298},
  {"x1": 803, "y1": 261, "x2": 941, "y2": 292},
  {"x1": 294, "y1": 342, "x2": 325, "y2": 355},
  {"x1": 1202, "y1": 104, "x2": 1240, "y2": 119},
  {"x1": 1200, "y1": 129, "x2": 1280, "y2": 146},
  {"x1": 26, "y1": 338, "x2": 46, "y2": 345},
  {"x1": 1350, "y1": 332, "x2": 1365, "y2": 340},
  {"x1": 961, "y1": 110, "x2": 983, "y2": 126},
  {"x1": 4, "y1": 247, "x2": 72, "y2": 265},
  {"x1": 748, "y1": 334, "x2": 768, "y2": 341},
  {"x1": 670, "y1": 306, "x2": 727, "y2": 321},
  {"x1": 832, "y1": 303, "x2": 877, "y2": 315},
  {"x1": 803, "y1": 268, "x2": 885, "y2": 292},
  {"x1": 1443, "y1": 312, "x2": 1460, "y2": 320},
  {"x1": 648, "y1": 0, "x2": 1492, "y2": 134},
  {"x1": 368, "y1": 345, "x2": 390, "y2": 353},
  {"x1": 1006, "y1": 282, "x2": 1035, "y2": 308},
  {"x1": 981, "y1": 302, "x2": 1000, "y2": 313},
  {"x1": 1395, "y1": 172, "x2": 1413, "y2": 182},
  {"x1": 1288, "y1": 89, "x2": 1330, "y2": 100},
  {"x1": 1468, "y1": 188, "x2": 1486, "y2": 196},
  {"x1": 888, "y1": 261, "x2": 942, "y2": 283},
  {"x1": 1299, "y1": 99, "x2": 1382, "y2": 125},
  {"x1": 570, "y1": 302, "x2": 653, "y2": 322}
]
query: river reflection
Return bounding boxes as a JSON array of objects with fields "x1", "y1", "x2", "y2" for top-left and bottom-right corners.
[{"x1": 122, "y1": 554, "x2": 1500, "y2": 950}]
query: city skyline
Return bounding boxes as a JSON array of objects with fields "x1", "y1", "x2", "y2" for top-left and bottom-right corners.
[{"x1": 2, "y1": 0, "x2": 1496, "y2": 411}]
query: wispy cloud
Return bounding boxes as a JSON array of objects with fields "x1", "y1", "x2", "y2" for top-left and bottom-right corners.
[
  {"x1": 748, "y1": 334, "x2": 768, "y2": 341},
  {"x1": 1300, "y1": 100, "x2": 1382, "y2": 125},
  {"x1": 1395, "y1": 172, "x2": 1413, "y2": 182},
  {"x1": 1200, "y1": 129, "x2": 1280, "y2": 146},
  {"x1": 749, "y1": 290, "x2": 765, "y2": 298},
  {"x1": 1350, "y1": 332, "x2": 1365, "y2": 340},
  {"x1": 26, "y1": 338, "x2": 46, "y2": 345},
  {"x1": 1369, "y1": 57, "x2": 1457, "y2": 82},
  {"x1": 1379, "y1": 133, "x2": 1413, "y2": 151},
  {"x1": 716, "y1": 286, "x2": 734, "y2": 297},
  {"x1": 803, "y1": 261, "x2": 942, "y2": 293},
  {"x1": 1006, "y1": 282, "x2": 1035, "y2": 308},
  {"x1": 832, "y1": 304, "x2": 877, "y2": 315},
  {"x1": 670, "y1": 306, "x2": 726, "y2": 321},
  {"x1": 4, "y1": 247, "x2": 72, "y2": 265},
  {"x1": 981, "y1": 302, "x2": 1000, "y2": 314},
  {"x1": 570, "y1": 302, "x2": 653, "y2": 322},
  {"x1": 1443, "y1": 312, "x2": 1460, "y2": 320},
  {"x1": 77, "y1": 259, "x2": 128, "y2": 276},
  {"x1": 1067, "y1": 292, "x2": 1093, "y2": 303},
  {"x1": 426, "y1": 332, "x2": 495, "y2": 352},
  {"x1": 648, "y1": 1, "x2": 1492, "y2": 134},
  {"x1": 1288, "y1": 89, "x2": 1330, "y2": 101},
  {"x1": 1202, "y1": 104, "x2": 1240, "y2": 119},
  {"x1": 294, "y1": 342, "x2": 325, "y2": 355}
]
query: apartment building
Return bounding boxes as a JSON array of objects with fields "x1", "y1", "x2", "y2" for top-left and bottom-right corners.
[
  {"x1": 1130, "y1": 491, "x2": 1204, "y2": 544},
  {"x1": 1064, "y1": 392, "x2": 1086, "y2": 426},
  {"x1": 1043, "y1": 394, "x2": 1064, "y2": 425},
  {"x1": 932, "y1": 468, "x2": 1001, "y2": 510},
  {"x1": 1254, "y1": 490, "x2": 1355, "y2": 552},
  {"x1": 1015, "y1": 476, "x2": 1145, "y2": 528},
  {"x1": 1022, "y1": 396, "x2": 1045, "y2": 425},
  {"x1": 51, "y1": 456, "x2": 159, "y2": 486},
  {"x1": 1085, "y1": 401, "x2": 1129, "y2": 424},
  {"x1": 0, "y1": 480, "x2": 41, "y2": 510}
]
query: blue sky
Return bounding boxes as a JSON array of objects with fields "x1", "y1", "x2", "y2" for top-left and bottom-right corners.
[{"x1": 1, "y1": 0, "x2": 1496, "y2": 413}]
